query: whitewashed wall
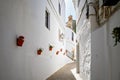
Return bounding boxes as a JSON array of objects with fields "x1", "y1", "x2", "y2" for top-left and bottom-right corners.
[
  {"x1": 76, "y1": 1, "x2": 91, "y2": 80},
  {"x1": 91, "y1": 26, "x2": 108, "y2": 80},
  {"x1": 65, "y1": 27, "x2": 76, "y2": 60},
  {"x1": 91, "y1": 8, "x2": 120, "y2": 80},
  {"x1": 65, "y1": 27, "x2": 76, "y2": 43},
  {"x1": 109, "y1": 9, "x2": 120, "y2": 80},
  {"x1": 0, "y1": 0, "x2": 72, "y2": 80},
  {"x1": 77, "y1": 20, "x2": 91, "y2": 80}
]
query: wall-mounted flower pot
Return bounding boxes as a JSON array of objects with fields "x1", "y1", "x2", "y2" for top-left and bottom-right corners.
[
  {"x1": 16, "y1": 36, "x2": 24, "y2": 47},
  {"x1": 49, "y1": 44, "x2": 54, "y2": 51},
  {"x1": 37, "y1": 50, "x2": 42, "y2": 55},
  {"x1": 60, "y1": 48, "x2": 62, "y2": 52},
  {"x1": 49, "y1": 47, "x2": 53, "y2": 51},
  {"x1": 56, "y1": 51, "x2": 59, "y2": 55}
]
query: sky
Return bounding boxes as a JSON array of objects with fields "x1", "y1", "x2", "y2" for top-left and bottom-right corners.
[{"x1": 65, "y1": 0, "x2": 76, "y2": 22}]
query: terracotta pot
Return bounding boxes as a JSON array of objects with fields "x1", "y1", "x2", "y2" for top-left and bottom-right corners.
[
  {"x1": 49, "y1": 47, "x2": 53, "y2": 51},
  {"x1": 56, "y1": 51, "x2": 59, "y2": 55},
  {"x1": 60, "y1": 48, "x2": 62, "y2": 52},
  {"x1": 37, "y1": 50, "x2": 42, "y2": 55},
  {"x1": 17, "y1": 38, "x2": 24, "y2": 47}
]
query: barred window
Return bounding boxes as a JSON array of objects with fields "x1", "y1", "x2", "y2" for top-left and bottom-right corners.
[
  {"x1": 45, "y1": 10, "x2": 50, "y2": 30},
  {"x1": 72, "y1": 32, "x2": 74, "y2": 41},
  {"x1": 59, "y1": 3, "x2": 61, "y2": 15}
]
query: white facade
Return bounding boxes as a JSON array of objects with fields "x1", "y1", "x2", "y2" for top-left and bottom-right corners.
[
  {"x1": 73, "y1": 0, "x2": 91, "y2": 80},
  {"x1": 65, "y1": 27, "x2": 76, "y2": 60},
  {"x1": 0, "y1": 0, "x2": 72, "y2": 80},
  {"x1": 91, "y1": 2, "x2": 120, "y2": 80},
  {"x1": 73, "y1": 0, "x2": 120, "y2": 80}
]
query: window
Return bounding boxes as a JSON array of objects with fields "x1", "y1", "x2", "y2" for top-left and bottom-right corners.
[
  {"x1": 58, "y1": 29, "x2": 64, "y2": 41},
  {"x1": 86, "y1": 4, "x2": 89, "y2": 19},
  {"x1": 78, "y1": 0, "x2": 80, "y2": 6},
  {"x1": 59, "y1": 3, "x2": 61, "y2": 15},
  {"x1": 72, "y1": 32, "x2": 74, "y2": 41},
  {"x1": 45, "y1": 10, "x2": 50, "y2": 30}
]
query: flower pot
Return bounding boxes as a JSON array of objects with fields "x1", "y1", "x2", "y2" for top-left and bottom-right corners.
[
  {"x1": 49, "y1": 47, "x2": 53, "y2": 51},
  {"x1": 60, "y1": 48, "x2": 62, "y2": 52},
  {"x1": 17, "y1": 38, "x2": 24, "y2": 47},
  {"x1": 37, "y1": 50, "x2": 42, "y2": 55},
  {"x1": 56, "y1": 51, "x2": 59, "y2": 55}
]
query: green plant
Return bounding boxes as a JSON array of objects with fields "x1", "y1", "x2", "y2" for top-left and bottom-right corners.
[
  {"x1": 38, "y1": 48, "x2": 43, "y2": 51},
  {"x1": 49, "y1": 44, "x2": 54, "y2": 51},
  {"x1": 112, "y1": 26, "x2": 120, "y2": 46},
  {"x1": 49, "y1": 44, "x2": 53, "y2": 48}
]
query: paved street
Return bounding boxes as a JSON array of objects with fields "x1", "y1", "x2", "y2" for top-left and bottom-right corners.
[{"x1": 46, "y1": 62, "x2": 82, "y2": 80}]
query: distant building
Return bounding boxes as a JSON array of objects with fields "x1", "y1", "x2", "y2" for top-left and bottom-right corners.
[
  {"x1": 66, "y1": 15, "x2": 76, "y2": 32},
  {"x1": 65, "y1": 15, "x2": 76, "y2": 60},
  {"x1": 66, "y1": 15, "x2": 73, "y2": 28}
]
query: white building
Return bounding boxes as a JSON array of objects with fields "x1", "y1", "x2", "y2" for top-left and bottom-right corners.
[
  {"x1": 65, "y1": 15, "x2": 76, "y2": 60},
  {"x1": 73, "y1": 0, "x2": 120, "y2": 80},
  {"x1": 65, "y1": 26, "x2": 76, "y2": 60},
  {"x1": 0, "y1": 0, "x2": 72, "y2": 80},
  {"x1": 73, "y1": 0, "x2": 91, "y2": 80}
]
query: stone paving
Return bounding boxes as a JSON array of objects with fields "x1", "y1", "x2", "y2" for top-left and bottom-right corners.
[{"x1": 46, "y1": 62, "x2": 82, "y2": 80}]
